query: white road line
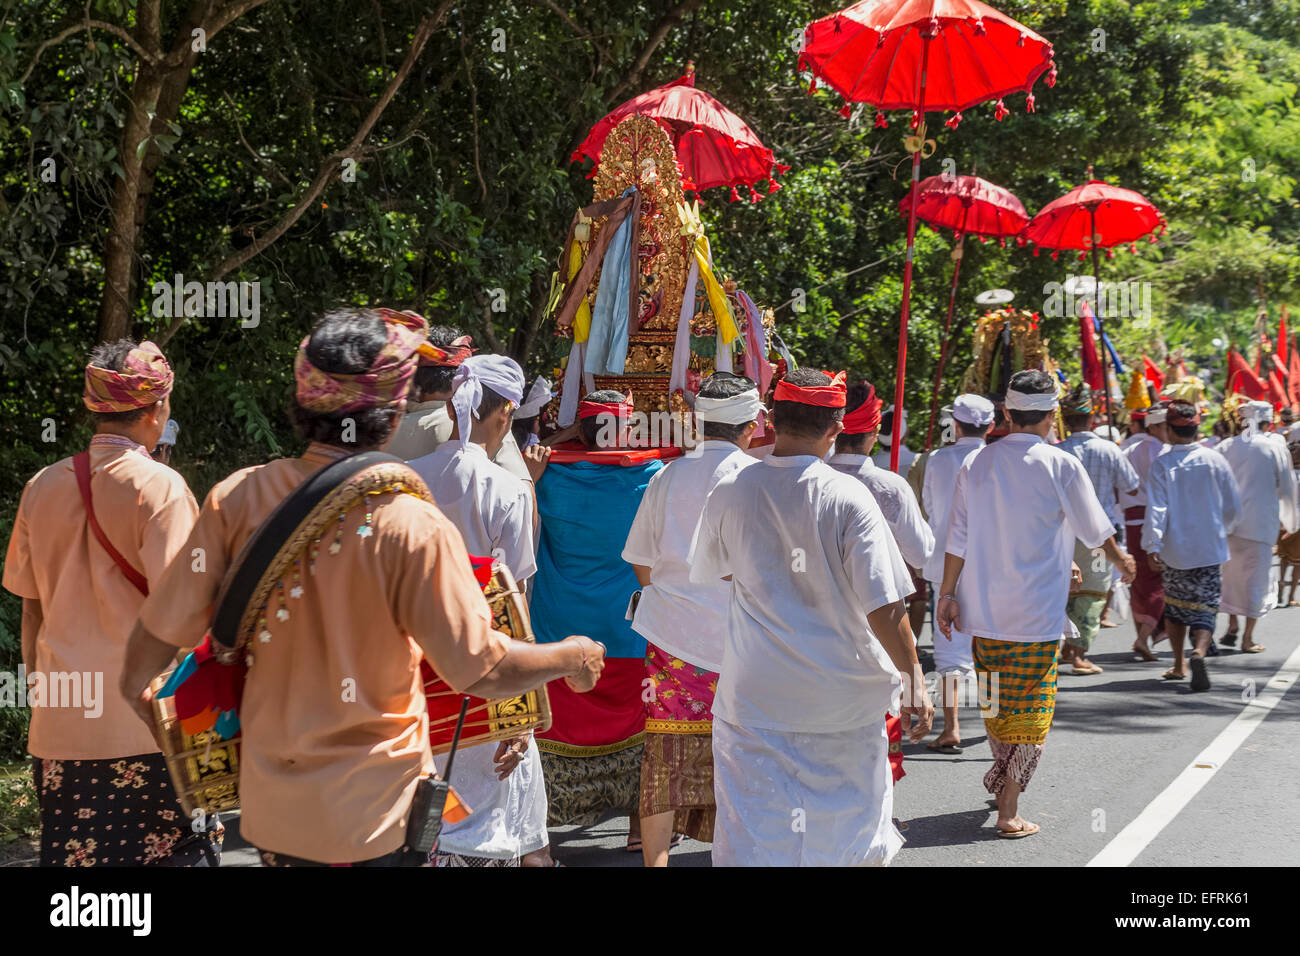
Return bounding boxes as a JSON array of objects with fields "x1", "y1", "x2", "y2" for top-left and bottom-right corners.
[{"x1": 1087, "y1": 642, "x2": 1300, "y2": 867}]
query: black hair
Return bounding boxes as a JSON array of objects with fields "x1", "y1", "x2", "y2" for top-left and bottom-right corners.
[
  {"x1": 578, "y1": 389, "x2": 629, "y2": 448},
  {"x1": 1168, "y1": 401, "x2": 1199, "y2": 440},
  {"x1": 411, "y1": 324, "x2": 464, "y2": 397},
  {"x1": 834, "y1": 382, "x2": 877, "y2": 454},
  {"x1": 698, "y1": 371, "x2": 757, "y2": 442},
  {"x1": 956, "y1": 420, "x2": 992, "y2": 439},
  {"x1": 773, "y1": 368, "x2": 844, "y2": 439},
  {"x1": 87, "y1": 339, "x2": 155, "y2": 425},
  {"x1": 288, "y1": 309, "x2": 401, "y2": 449},
  {"x1": 1063, "y1": 411, "x2": 1092, "y2": 431},
  {"x1": 476, "y1": 383, "x2": 511, "y2": 420},
  {"x1": 1006, "y1": 370, "x2": 1056, "y2": 426}
]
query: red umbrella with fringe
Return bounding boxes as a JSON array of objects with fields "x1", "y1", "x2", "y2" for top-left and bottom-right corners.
[
  {"x1": 800, "y1": 0, "x2": 1056, "y2": 469},
  {"x1": 1022, "y1": 175, "x2": 1166, "y2": 426},
  {"x1": 571, "y1": 62, "x2": 787, "y2": 202},
  {"x1": 901, "y1": 172, "x2": 1029, "y2": 447}
]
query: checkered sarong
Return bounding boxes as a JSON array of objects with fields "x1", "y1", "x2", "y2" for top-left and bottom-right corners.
[{"x1": 973, "y1": 638, "x2": 1058, "y2": 746}]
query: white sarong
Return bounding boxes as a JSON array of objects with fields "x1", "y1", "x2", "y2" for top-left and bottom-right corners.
[
  {"x1": 711, "y1": 717, "x2": 903, "y2": 867},
  {"x1": 1220, "y1": 534, "x2": 1277, "y2": 619},
  {"x1": 432, "y1": 736, "x2": 549, "y2": 860}
]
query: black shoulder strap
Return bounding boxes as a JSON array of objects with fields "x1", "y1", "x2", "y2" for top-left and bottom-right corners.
[{"x1": 210, "y1": 450, "x2": 406, "y2": 649}]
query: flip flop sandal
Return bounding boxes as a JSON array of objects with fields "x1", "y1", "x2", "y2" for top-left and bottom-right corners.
[
  {"x1": 1241, "y1": 645, "x2": 1267, "y2": 654},
  {"x1": 1190, "y1": 656, "x2": 1211, "y2": 692},
  {"x1": 1161, "y1": 669, "x2": 1186, "y2": 680},
  {"x1": 926, "y1": 741, "x2": 964, "y2": 754},
  {"x1": 997, "y1": 822, "x2": 1040, "y2": 839},
  {"x1": 627, "y1": 833, "x2": 685, "y2": 853},
  {"x1": 1131, "y1": 645, "x2": 1159, "y2": 662},
  {"x1": 1071, "y1": 662, "x2": 1104, "y2": 675}
]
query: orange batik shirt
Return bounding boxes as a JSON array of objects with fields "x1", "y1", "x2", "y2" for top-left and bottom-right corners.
[
  {"x1": 138, "y1": 443, "x2": 511, "y2": 864},
  {"x1": 3, "y1": 437, "x2": 198, "y2": 760}
]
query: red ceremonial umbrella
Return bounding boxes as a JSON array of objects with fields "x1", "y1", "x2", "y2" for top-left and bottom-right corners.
[
  {"x1": 1022, "y1": 176, "x2": 1166, "y2": 427},
  {"x1": 571, "y1": 63, "x2": 785, "y2": 202},
  {"x1": 901, "y1": 173, "x2": 1029, "y2": 447},
  {"x1": 800, "y1": 0, "x2": 1055, "y2": 469}
]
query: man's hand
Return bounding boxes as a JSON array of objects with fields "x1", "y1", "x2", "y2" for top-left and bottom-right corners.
[
  {"x1": 1117, "y1": 551, "x2": 1137, "y2": 584},
  {"x1": 936, "y1": 595, "x2": 960, "y2": 638},
  {"x1": 1069, "y1": 563, "x2": 1083, "y2": 593},
  {"x1": 562, "y1": 635, "x2": 605, "y2": 692},
  {"x1": 492, "y1": 735, "x2": 530, "y2": 780},
  {"x1": 523, "y1": 443, "x2": 551, "y2": 482},
  {"x1": 899, "y1": 671, "x2": 934, "y2": 742},
  {"x1": 1148, "y1": 552, "x2": 1163, "y2": 573}
]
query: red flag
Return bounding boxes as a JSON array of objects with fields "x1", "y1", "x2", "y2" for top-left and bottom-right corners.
[
  {"x1": 1278, "y1": 307, "x2": 1289, "y2": 369},
  {"x1": 1269, "y1": 370, "x2": 1287, "y2": 408},
  {"x1": 1142, "y1": 354, "x2": 1165, "y2": 390},
  {"x1": 1228, "y1": 348, "x2": 1269, "y2": 400},
  {"x1": 1079, "y1": 302, "x2": 1104, "y2": 390},
  {"x1": 1289, "y1": 342, "x2": 1300, "y2": 408}
]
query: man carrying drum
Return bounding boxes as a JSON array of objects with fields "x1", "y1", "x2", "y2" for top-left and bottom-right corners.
[{"x1": 121, "y1": 308, "x2": 604, "y2": 867}]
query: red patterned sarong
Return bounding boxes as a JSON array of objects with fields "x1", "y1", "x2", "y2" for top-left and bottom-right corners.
[{"x1": 1125, "y1": 506, "x2": 1165, "y2": 629}]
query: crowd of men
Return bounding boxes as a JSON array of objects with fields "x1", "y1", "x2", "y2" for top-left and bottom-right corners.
[{"x1": 6, "y1": 306, "x2": 1299, "y2": 866}]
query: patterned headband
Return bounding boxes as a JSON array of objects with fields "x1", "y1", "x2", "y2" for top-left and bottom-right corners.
[
  {"x1": 84, "y1": 341, "x2": 174, "y2": 413},
  {"x1": 294, "y1": 308, "x2": 435, "y2": 414}
]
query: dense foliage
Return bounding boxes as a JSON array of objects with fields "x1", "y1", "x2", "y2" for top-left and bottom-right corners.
[{"x1": 1, "y1": 1, "x2": 1298, "y2": 755}]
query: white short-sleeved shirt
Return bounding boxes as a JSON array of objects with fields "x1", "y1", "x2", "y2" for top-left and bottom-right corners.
[
  {"x1": 945, "y1": 433, "x2": 1114, "y2": 643},
  {"x1": 1216, "y1": 433, "x2": 1299, "y2": 543},
  {"x1": 827, "y1": 453, "x2": 933, "y2": 571},
  {"x1": 689, "y1": 455, "x2": 913, "y2": 733},
  {"x1": 1142, "y1": 443, "x2": 1242, "y2": 569},
  {"x1": 621, "y1": 440, "x2": 756, "y2": 672},
  {"x1": 919, "y1": 436, "x2": 985, "y2": 583},
  {"x1": 407, "y1": 442, "x2": 536, "y2": 582}
]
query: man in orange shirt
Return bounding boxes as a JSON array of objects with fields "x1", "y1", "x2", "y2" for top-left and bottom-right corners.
[
  {"x1": 121, "y1": 308, "x2": 605, "y2": 866},
  {"x1": 4, "y1": 339, "x2": 222, "y2": 866}
]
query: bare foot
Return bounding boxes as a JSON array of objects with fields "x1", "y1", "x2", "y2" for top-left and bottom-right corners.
[{"x1": 1132, "y1": 641, "x2": 1158, "y2": 662}]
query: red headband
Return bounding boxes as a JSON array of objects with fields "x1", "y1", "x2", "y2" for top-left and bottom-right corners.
[
  {"x1": 841, "y1": 385, "x2": 882, "y2": 434},
  {"x1": 420, "y1": 335, "x2": 476, "y2": 368},
  {"x1": 577, "y1": 399, "x2": 634, "y2": 421},
  {"x1": 773, "y1": 371, "x2": 847, "y2": 408}
]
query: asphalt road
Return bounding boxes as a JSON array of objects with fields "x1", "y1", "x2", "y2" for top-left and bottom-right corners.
[{"x1": 217, "y1": 603, "x2": 1300, "y2": 868}]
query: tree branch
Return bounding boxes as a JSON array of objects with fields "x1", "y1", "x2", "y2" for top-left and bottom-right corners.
[
  {"x1": 533, "y1": 0, "x2": 610, "y2": 63},
  {"x1": 20, "y1": 18, "x2": 160, "y2": 83},
  {"x1": 158, "y1": 3, "x2": 452, "y2": 345},
  {"x1": 602, "y1": 0, "x2": 703, "y2": 106}
]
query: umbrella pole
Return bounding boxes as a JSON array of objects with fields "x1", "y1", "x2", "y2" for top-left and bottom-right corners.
[
  {"x1": 925, "y1": 232, "x2": 965, "y2": 450},
  {"x1": 891, "y1": 38, "x2": 930, "y2": 472},
  {"x1": 1090, "y1": 206, "x2": 1113, "y2": 429}
]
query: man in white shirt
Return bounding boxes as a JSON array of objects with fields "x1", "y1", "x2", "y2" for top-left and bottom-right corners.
[
  {"x1": 828, "y1": 382, "x2": 934, "y2": 570},
  {"x1": 388, "y1": 326, "x2": 544, "y2": 485},
  {"x1": 937, "y1": 371, "x2": 1135, "y2": 839},
  {"x1": 1057, "y1": 387, "x2": 1140, "y2": 674},
  {"x1": 1120, "y1": 408, "x2": 1169, "y2": 661},
  {"x1": 622, "y1": 372, "x2": 760, "y2": 867},
  {"x1": 690, "y1": 368, "x2": 933, "y2": 866},
  {"x1": 1142, "y1": 401, "x2": 1243, "y2": 691},
  {"x1": 919, "y1": 393, "x2": 994, "y2": 752},
  {"x1": 407, "y1": 355, "x2": 552, "y2": 867},
  {"x1": 1215, "y1": 401, "x2": 1299, "y2": 652}
]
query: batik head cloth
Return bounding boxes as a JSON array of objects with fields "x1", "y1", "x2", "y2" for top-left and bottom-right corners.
[
  {"x1": 773, "y1": 371, "x2": 847, "y2": 408},
  {"x1": 1166, "y1": 403, "x2": 1200, "y2": 427},
  {"x1": 577, "y1": 394, "x2": 634, "y2": 420},
  {"x1": 294, "y1": 308, "x2": 436, "y2": 414},
  {"x1": 420, "y1": 334, "x2": 475, "y2": 368},
  {"x1": 841, "y1": 384, "x2": 882, "y2": 434},
  {"x1": 83, "y1": 340, "x2": 174, "y2": 413},
  {"x1": 451, "y1": 355, "x2": 525, "y2": 448}
]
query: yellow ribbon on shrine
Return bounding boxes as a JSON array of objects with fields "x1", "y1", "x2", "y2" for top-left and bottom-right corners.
[
  {"x1": 569, "y1": 235, "x2": 593, "y2": 343},
  {"x1": 693, "y1": 235, "x2": 740, "y2": 345}
]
